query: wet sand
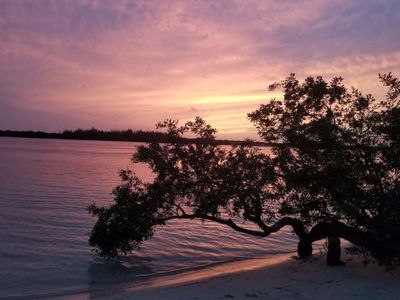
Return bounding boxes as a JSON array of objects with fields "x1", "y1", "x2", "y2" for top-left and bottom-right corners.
[{"x1": 66, "y1": 251, "x2": 400, "y2": 300}]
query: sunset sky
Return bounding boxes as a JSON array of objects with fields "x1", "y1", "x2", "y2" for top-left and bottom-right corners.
[{"x1": 1, "y1": 0, "x2": 400, "y2": 139}]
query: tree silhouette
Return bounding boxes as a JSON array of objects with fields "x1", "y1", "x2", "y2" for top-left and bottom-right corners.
[{"x1": 88, "y1": 73, "x2": 400, "y2": 267}]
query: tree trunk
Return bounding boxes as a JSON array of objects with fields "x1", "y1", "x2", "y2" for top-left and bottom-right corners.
[
  {"x1": 326, "y1": 236, "x2": 344, "y2": 266},
  {"x1": 298, "y1": 238, "x2": 313, "y2": 258}
]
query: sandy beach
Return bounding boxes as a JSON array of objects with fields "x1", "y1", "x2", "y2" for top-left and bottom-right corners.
[{"x1": 66, "y1": 251, "x2": 400, "y2": 300}]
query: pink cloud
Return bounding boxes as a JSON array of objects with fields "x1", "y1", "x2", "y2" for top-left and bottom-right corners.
[{"x1": 1, "y1": 0, "x2": 399, "y2": 138}]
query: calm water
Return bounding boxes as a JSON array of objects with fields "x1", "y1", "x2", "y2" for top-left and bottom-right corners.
[{"x1": 0, "y1": 137, "x2": 297, "y2": 299}]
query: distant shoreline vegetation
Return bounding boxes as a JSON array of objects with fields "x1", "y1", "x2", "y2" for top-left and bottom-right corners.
[{"x1": 0, "y1": 128, "x2": 268, "y2": 146}]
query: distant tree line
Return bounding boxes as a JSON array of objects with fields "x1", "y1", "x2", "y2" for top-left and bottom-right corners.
[{"x1": 0, "y1": 128, "x2": 266, "y2": 146}]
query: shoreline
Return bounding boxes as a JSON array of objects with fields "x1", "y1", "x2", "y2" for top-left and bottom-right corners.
[
  {"x1": 53, "y1": 253, "x2": 295, "y2": 300},
  {"x1": 0, "y1": 132, "x2": 269, "y2": 147},
  {"x1": 57, "y1": 251, "x2": 400, "y2": 300}
]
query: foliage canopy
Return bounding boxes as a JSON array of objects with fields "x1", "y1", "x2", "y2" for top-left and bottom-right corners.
[{"x1": 89, "y1": 73, "x2": 400, "y2": 267}]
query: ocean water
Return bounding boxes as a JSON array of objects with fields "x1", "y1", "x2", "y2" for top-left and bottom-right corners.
[{"x1": 0, "y1": 137, "x2": 298, "y2": 299}]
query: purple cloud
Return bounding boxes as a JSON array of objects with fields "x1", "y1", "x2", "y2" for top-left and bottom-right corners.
[{"x1": 0, "y1": 0, "x2": 399, "y2": 139}]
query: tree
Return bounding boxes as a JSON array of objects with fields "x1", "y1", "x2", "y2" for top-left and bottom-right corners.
[{"x1": 88, "y1": 73, "x2": 400, "y2": 267}]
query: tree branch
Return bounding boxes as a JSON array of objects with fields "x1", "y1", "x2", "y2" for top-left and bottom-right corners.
[
  {"x1": 158, "y1": 214, "x2": 269, "y2": 237},
  {"x1": 269, "y1": 217, "x2": 308, "y2": 239},
  {"x1": 158, "y1": 213, "x2": 376, "y2": 252},
  {"x1": 158, "y1": 214, "x2": 309, "y2": 240},
  {"x1": 308, "y1": 221, "x2": 376, "y2": 250}
]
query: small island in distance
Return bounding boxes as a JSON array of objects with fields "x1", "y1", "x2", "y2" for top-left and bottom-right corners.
[{"x1": 0, "y1": 128, "x2": 269, "y2": 146}]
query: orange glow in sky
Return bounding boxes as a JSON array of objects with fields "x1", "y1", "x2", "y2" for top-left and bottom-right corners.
[{"x1": 1, "y1": 0, "x2": 399, "y2": 139}]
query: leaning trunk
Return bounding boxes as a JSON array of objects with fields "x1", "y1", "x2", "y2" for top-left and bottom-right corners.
[
  {"x1": 326, "y1": 236, "x2": 343, "y2": 266},
  {"x1": 308, "y1": 221, "x2": 379, "y2": 265},
  {"x1": 297, "y1": 238, "x2": 313, "y2": 258}
]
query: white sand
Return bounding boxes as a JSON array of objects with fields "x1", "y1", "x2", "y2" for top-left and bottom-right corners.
[{"x1": 66, "y1": 252, "x2": 400, "y2": 300}]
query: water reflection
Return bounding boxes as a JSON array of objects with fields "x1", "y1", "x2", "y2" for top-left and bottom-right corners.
[{"x1": 0, "y1": 137, "x2": 297, "y2": 299}]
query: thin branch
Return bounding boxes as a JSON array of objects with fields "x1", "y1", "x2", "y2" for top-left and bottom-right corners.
[
  {"x1": 172, "y1": 203, "x2": 187, "y2": 216},
  {"x1": 159, "y1": 214, "x2": 269, "y2": 237},
  {"x1": 158, "y1": 214, "x2": 308, "y2": 240}
]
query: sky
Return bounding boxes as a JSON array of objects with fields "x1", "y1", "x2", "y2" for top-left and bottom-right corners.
[{"x1": 1, "y1": 0, "x2": 400, "y2": 139}]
